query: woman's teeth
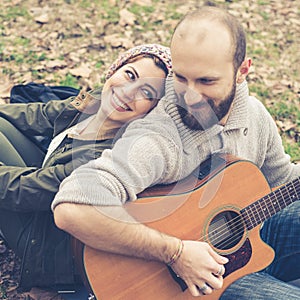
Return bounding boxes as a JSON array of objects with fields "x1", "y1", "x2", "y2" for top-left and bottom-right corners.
[{"x1": 113, "y1": 94, "x2": 130, "y2": 110}]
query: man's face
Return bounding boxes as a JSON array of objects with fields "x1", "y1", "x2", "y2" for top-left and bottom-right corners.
[{"x1": 171, "y1": 20, "x2": 237, "y2": 130}]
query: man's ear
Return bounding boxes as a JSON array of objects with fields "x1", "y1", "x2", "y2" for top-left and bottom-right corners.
[{"x1": 236, "y1": 58, "x2": 252, "y2": 83}]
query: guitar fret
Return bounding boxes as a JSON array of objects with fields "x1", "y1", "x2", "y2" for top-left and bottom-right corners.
[
  {"x1": 241, "y1": 208, "x2": 253, "y2": 230},
  {"x1": 255, "y1": 201, "x2": 264, "y2": 224},
  {"x1": 242, "y1": 177, "x2": 300, "y2": 231},
  {"x1": 279, "y1": 188, "x2": 288, "y2": 207},
  {"x1": 266, "y1": 194, "x2": 276, "y2": 216},
  {"x1": 258, "y1": 198, "x2": 268, "y2": 221},
  {"x1": 243, "y1": 203, "x2": 260, "y2": 229},
  {"x1": 290, "y1": 184, "x2": 297, "y2": 201},
  {"x1": 289, "y1": 179, "x2": 300, "y2": 203}
]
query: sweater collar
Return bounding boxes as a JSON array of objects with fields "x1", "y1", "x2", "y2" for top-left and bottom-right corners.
[
  {"x1": 223, "y1": 80, "x2": 249, "y2": 131},
  {"x1": 163, "y1": 77, "x2": 250, "y2": 149}
]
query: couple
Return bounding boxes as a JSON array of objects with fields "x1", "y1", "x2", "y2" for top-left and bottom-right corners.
[{"x1": 3, "y1": 4, "x2": 300, "y2": 300}]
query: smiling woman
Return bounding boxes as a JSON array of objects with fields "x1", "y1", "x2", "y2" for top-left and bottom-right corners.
[
  {"x1": 0, "y1": 44, "x2": 171, "y2": 293},
  {"x1": 89, "y1": 53, "x2": 169, "y2": 137}
]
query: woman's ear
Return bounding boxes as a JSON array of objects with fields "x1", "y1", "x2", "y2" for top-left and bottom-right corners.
[{"x1": 236, "y1": 58, "x2": 252, "y2": 84}]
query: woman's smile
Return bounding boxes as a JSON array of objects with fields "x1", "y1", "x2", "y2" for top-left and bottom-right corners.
[{"x1": 111, "y1": 92, "x2": 132, "y2": 112}]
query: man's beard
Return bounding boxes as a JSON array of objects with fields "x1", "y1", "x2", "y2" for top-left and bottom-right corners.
[{"x1": 176, "y1": 82, "x2": 236, "y2": 131}]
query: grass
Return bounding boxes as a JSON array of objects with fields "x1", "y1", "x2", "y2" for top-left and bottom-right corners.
[{"x1": 59, "y1": 73, "x2": 80, "y2": 89}]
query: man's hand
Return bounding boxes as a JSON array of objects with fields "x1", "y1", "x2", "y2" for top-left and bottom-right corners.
[{"x1": 171, "y1": 241, "x2": 228, "y2": 297}]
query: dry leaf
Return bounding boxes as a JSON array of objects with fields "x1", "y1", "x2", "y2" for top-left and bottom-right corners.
[
  {"x1": 70, "y1": 65, "x2": 92, "y2": 78},
  {"x1": 34, "y1": 13, "x2": 49, "y2": 24},
  {"x1": 119, "y1": 8, "x2": 136, "y2": 26},
  {"x1": 103, "y1": 34, "x2": 134, "y2": 48},
  {"x1": 0, "y1": 74, "x2": 13, "y2": 99},
  {"x1": 45, "y1": 60, "x2": 68, "y2": 69}
]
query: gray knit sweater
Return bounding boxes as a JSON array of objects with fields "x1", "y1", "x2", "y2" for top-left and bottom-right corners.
[{"x1": 52, "y1": 79, "x2": 300, "y2": 209}]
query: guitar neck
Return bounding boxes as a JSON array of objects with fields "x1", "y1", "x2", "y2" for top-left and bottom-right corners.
[{"x1": 242, "y1": 177, "x2": 300, "y2": 230}]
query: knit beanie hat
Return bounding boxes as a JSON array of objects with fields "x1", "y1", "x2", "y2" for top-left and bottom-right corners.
[{"x1": 106, "y1": 44, "x2": 172, "y2": 80}]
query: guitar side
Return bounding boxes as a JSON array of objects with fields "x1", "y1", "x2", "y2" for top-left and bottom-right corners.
[{"x1": 83, "y1": 157, "x2": 275, "y2": 300}]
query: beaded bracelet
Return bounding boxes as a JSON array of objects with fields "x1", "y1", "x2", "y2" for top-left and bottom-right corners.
[{"x1": 167, "y1": 239, "x2": 184, "y2": 266}]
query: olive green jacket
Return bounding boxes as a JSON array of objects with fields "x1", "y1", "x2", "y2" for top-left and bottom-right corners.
[{"x1": 0, "y1": 89, "x2": 114, "y2": 289}]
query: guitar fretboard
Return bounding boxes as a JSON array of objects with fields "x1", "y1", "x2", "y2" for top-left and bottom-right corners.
[{"x1": 241, "y1": 177, "x2": 300, "y2": 230}]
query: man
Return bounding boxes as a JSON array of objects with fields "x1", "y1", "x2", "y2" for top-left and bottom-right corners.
[{"x1": 53, "y1": 5, "x2": 300, "y2": 299}]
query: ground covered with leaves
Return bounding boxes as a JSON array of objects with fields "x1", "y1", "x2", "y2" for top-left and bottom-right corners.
[{"x1": 0, "y1": 0, "x2": 299, "y2": 299}]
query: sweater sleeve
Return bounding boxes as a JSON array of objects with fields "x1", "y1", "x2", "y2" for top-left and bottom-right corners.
[
  {"x1": 52, "y1": 110, "x2": 182, "y2": 209},
  {"x1": 259, "y1": 104, "x2": 300, "y2": 187}
]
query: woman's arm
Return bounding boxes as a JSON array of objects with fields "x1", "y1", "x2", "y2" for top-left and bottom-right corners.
[{"x1": 0, "y1": 97, "x2": 74, "y2": 137}]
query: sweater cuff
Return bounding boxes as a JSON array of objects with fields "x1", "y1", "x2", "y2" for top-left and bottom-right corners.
[{"x1": 51, "y1": 168, "x2": 123, "y2": 211}]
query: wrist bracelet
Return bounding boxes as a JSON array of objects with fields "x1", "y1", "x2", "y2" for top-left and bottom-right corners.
[{"x1": 167, "y1": 239, "x2": 184, "y2": 266}]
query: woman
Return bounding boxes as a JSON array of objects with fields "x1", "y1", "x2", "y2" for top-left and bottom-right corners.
[{"x1": 0, "y1": 44, "x2": 171, "y2": 292}]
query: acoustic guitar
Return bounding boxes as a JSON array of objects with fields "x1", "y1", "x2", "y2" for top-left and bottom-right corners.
[{"x1": 72, "y1": 154, "x2": 300, "y2": 300}]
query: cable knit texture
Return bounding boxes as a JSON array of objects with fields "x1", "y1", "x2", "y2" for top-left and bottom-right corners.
[{"x1": 52, "y1": 79, "x2": 300, "y2": 209}]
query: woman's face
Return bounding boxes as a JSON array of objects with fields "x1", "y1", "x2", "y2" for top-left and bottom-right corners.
[{"x1": 100, "y1": 57, "x2": 166, "y2": 124}]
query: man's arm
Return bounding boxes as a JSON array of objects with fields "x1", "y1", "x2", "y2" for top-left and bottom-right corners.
[
  {"x1": 52, "y1": 110, "x2": 228, "y2": 296},
  {"x1": 54, "y1": 203, "x2": 228, "y2": 297}
]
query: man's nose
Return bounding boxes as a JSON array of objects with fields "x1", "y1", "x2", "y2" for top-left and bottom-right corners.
[{"x1": 183, "y1": 84, "x2": 204, "y2": 107}]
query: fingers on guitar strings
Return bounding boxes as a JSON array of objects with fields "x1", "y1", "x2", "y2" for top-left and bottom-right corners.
[{"x1": 214, "y1": 265, "x2": 225, "y2": 277}]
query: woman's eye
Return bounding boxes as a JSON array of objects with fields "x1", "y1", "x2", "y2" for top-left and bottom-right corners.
[
  {"x1": 125, "y1": 70, "x2": 136, "y2": 81},
  {"x1": 141, "y1": 88, "x2": 154, "y2": 100}
]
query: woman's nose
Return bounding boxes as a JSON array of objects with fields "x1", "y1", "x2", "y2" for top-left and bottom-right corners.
[{"x1": 121, "y1": 82, "x2": 138, "y2": 102}]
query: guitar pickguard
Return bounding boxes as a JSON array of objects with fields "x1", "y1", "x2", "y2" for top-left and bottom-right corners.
[{"x1": 223, "y1": 238, "x2": 252, "y2": 278}]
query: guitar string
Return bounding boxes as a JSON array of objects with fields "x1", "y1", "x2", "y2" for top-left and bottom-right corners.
[
  {"x1": 204, "y1": 184, "x2": 300, "y2": 249},
  {"x1": 206, "y1": 184, "x2": 300, "y2": 248},
  {"x1": 200, "y1": 181, "x2": 300, "y2": 248}
]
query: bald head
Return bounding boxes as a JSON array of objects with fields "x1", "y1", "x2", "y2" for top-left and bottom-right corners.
[{"x1": 171, "y1": 6, "x2": 246, "y2": 72}]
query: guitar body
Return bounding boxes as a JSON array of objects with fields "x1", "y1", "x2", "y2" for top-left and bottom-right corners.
[{"x1": 82, "y1": 156, "x2": 276, "y2": 299}]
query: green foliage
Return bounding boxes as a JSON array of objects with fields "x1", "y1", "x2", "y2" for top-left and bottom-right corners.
[
  {"x1": 60, "y1": 74, "x2": 80, "y2": 89},
  {"x1": 268, "y1": 98, "x2": 299, "y2": 122},
  {"x1": 249, "y1": 84, "x2": 270, "y2": 100},
  {"x1": 257, "y1": 0, "x2": 270, "y2": 5},
  {"x1": 283, "y1": 139, "x2": 300, "y2": 163},
  {"x1": 129, "y1": 4, "x2": 155, "y2": 15},
  {"x1": 98, "y1": 0, "x2": 119, "y2": 22},
  {"x1": 95, "y1": 61, "x2": 104, "y2": 69},
  {"x1": 0, "y1": 5, "x2": 29, "y2": 20}
]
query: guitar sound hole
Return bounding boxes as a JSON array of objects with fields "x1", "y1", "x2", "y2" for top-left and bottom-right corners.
[{"x1": 208, "y1": 210, "x2": 244, "y2": 251}]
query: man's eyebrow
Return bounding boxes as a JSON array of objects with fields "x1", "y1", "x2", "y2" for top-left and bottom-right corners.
[
  {"x1": 173, "y1": 71, "x2": 185, "y2": 79},
  {"x1": 174, "y1": 71, "x2": 219, "y2": 81}
]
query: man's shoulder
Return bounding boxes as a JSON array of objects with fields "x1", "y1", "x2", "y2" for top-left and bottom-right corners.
[
  {"x1": 126, "y1": 98, "x2": 178, "y2": 134},
  {"x1": 247, "y1": 95, "x2": 271, "y2": 118}
]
